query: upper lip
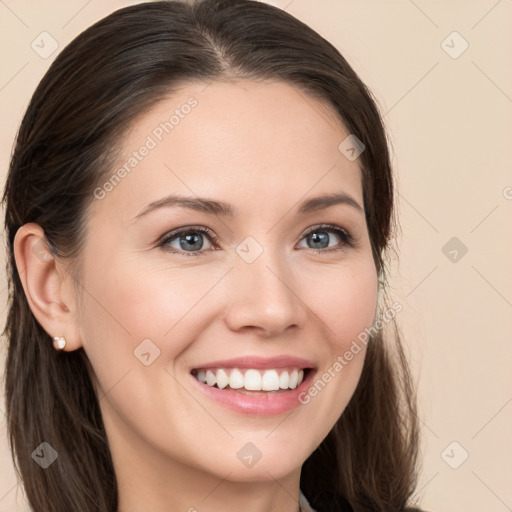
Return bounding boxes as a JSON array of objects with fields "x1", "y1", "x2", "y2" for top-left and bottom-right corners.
[{"x1": 191, "y1": 355, "x2": 317, "y2": 371}]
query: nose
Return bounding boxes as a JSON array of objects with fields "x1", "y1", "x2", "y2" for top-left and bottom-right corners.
[{"x1": 223, "y1": 246, "x2": 307, "y2": 337}]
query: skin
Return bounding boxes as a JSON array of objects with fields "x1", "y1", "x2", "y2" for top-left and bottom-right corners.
[{"x1": 15, "y1": 80, "x2": 378, "y2": 512}]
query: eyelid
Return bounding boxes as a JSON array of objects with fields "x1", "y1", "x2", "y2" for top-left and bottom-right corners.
[{"x1": 157, "y1": 225, "x2": 217, "y2": 244}]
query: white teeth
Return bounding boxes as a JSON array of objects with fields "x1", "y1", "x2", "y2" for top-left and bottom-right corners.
[
  {"x1": 194, "y1": 367, "x2": 306, "y2": 391},
  {"x1": 229, "y1": 369, "x2": 244, "y2": 389},
  {"x1": 261, "y1": 370, "x2": 280, "y2": 391},
  {"x1": 244, "y1": 369, "x2": 261, "y2": 391},
  {"x1": 289, "y1": 369, "x2": 298, "y2": 389},
  {"x1": 216, "y1": 369, "x2": 229, "y2": 389},
  {"x1": 279, "y1": 371, "x2": 289, "y2": 389},
  {"x1": 205, "y1": 370, "x2": 216, "y2": 387}
]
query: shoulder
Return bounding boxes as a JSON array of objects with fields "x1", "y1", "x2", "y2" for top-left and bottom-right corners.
[{"x1": 299, "y1": 490, "x2": 431, "y2": 512}]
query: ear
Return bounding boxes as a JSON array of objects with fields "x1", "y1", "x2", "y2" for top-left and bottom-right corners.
[{"x1": 13, "y1": 223, "x2": 82, "y2": 351}]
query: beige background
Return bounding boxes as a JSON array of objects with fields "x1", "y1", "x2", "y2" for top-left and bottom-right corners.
[{"x1": 1, "y1": 1, "x2": 511, "y2": 511}]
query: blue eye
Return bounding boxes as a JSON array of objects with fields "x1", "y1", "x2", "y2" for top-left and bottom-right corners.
[
  {"x1": 159, "y1": 226, "x2": 216, "y2": 256},
  {"x1": 298, "y1": 225, "x2": 355, "y2": 252},
  {"x1": 158, "y1": 224, "x2": 355, "y2": 257}
]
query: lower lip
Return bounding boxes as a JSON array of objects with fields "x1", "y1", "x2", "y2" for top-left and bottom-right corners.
[{"x1": 190, "y1": 370, "x2": 317, "y2": 416}]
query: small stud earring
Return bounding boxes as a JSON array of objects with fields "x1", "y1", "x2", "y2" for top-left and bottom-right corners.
[{"x1": 52, "y1": 336, "x2": 67, "y2": 351}]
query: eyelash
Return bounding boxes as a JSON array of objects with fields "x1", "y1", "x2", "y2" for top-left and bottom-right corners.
[{"x1": 157, "y1": 224, "x2": 356, "y2": 257}]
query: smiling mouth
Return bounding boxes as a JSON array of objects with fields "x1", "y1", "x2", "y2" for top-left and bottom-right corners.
[{"x1": 190, "y1": 367, "x2": 313, "y2": 393}]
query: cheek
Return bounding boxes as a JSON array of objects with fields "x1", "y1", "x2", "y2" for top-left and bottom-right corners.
[
  {"x1": 294, "y1": 258, "x2": 378, "y2": 436},
  {"x1": 75, "y1": 261, "x2": 224, "y2": 452},
  {"x1": 76, "y1": 259, "x2": 227, "y2": 379},
  {"x1": 303, "y1": 258, "x2": 378, "y2": 349}
]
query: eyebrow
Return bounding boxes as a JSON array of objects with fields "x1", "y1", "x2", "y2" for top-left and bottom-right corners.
[{"x1": 132, "y1": 191, "x2": 363, "y2": 221}]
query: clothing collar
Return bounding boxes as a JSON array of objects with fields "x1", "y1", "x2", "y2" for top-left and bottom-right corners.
[{"x1": 299, "y1": 489, "x2": 317, "y2": 512}]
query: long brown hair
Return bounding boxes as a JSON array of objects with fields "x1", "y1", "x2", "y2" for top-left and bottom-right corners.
[{"x1": 2, "y1": 1, "x2": 419, "y2": 510}]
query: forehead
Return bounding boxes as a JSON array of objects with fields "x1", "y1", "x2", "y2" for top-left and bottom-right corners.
[{"x1": 91, "y1": 79, "x2": 364, "y2": 223}]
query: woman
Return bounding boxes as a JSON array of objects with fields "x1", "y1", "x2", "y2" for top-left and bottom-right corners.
[{"x1": 3, "y1": 1, "x2": 425, "y2": 510}]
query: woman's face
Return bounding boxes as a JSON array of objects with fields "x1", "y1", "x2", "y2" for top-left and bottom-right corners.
[{"x1": 77, "y1": 80, "x2": 377, "y2": 488}]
